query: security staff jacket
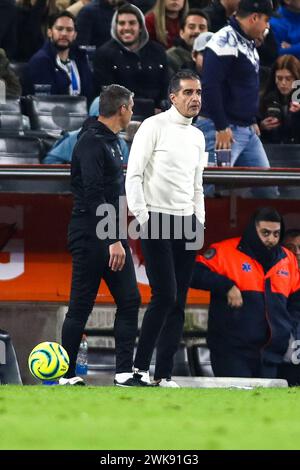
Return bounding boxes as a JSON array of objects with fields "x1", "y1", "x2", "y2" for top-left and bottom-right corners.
[{"x1": 192, "y1": 237, "x2": 300, "y2": 363}]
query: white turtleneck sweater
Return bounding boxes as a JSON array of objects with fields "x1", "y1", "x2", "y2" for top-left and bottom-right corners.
[{"x1": 125, "y1": 105, "x2": 207, "y2": 226}]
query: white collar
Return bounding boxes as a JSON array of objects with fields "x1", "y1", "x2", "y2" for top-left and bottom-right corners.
[{"x1": 168, "y1": 105, "x2": 193, "y2": 126}]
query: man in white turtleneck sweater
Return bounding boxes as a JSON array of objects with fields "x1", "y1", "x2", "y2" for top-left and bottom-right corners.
[{"x1": 125, "y1": 70, "x2": 207, "y2": 388}]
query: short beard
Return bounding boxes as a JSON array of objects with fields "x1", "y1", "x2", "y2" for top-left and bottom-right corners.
[{"x1": 53, "y1": 40, "x2": 72, "y2": 52}]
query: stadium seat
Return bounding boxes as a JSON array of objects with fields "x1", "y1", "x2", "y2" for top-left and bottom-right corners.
[
  {"x1": 0, "y1": 329, "x2": 22, "y2": 385},
  {"x1": 23, "y1": 95, "x2": 88, "y2": 132},
  {"x1": 0, "y1": 113, "x2": 23, "y2": 130},
  {"x1": 0, "y1": 98, "x2": 23, "y2": 131},
  {"x1": 0, "y1": 97, "x2": 22, "y2": 113},
  {"x1": 10, "y1": 62, "x2": 27, "y2": 85},
  {"x1": 0, "y1": 136, "x2": 43, "y2": 164},
  {"x1": 264, "y1": 144, "x2": 300, "y2": 168}
]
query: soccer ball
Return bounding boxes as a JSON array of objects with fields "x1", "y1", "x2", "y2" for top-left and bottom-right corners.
[{"x1": 28, "y1": 342, "x2": 69, "y2": 381}]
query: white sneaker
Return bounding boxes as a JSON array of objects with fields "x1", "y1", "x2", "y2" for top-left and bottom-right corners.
[
  {"x1": 155, "y1": 379, "x2": 180, "y2": 388},
  {"x1": 58, "y1": 376, "x2": 85, "y2": 386}
]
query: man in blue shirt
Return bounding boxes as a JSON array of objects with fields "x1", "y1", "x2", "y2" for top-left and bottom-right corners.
[{"x1": 201, "y1": 0, "x2": 278, "y2": 197}]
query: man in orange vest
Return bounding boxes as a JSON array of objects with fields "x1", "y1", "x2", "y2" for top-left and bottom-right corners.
[{"x1": 191, "y1": 207, "x2": 300, "y2": 379}]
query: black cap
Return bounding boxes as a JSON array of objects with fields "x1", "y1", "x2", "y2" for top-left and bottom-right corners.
[{"x1": 238, "y1": 0, "x2": 278, "y2": 16}]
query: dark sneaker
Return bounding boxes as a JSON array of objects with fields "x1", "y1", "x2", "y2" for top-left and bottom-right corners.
[{"x1": 58, "y1": 376, "x2": 86, "y2": 386}]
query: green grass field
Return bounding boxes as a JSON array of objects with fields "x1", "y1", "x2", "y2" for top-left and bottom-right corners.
[{"x1": 1, "y1": 386, "x2": 300, "y2": 450}]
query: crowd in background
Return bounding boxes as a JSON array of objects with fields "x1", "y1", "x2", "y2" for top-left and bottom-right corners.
[{"x1": 0, "y1": 1, "x2": 299, "y2": 144}]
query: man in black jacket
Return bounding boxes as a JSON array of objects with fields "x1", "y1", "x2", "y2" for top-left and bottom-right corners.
[
  {"x1": 93, "y1": 3, "x2": 169, "y2": 111},
  {"x1": 59, "y1": 84, "x2": 143, "y2": 387}
]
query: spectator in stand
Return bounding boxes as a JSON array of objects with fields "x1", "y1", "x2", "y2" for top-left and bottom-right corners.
[
  {"x1": 203, "y1": 0, "x2": 278, "y2": 67},
  {"x1": 76, "y1": 0, "x2": 155, "y2": 48},
  {"x1": 200, "y1": 0, "x2": 279, "y2": 197},
  {"x1": 190, "y1": 30, "x2": 213, "y2": 76},
  {"x1": 67, "y1": 0, "x2": 91, "y2": 17},
  {"x1": 14, "y1": 1, "x2": 77, "y2": 62},
  {"x1": 167, "y1": 9, "x2": 209, "y2": 75},
  {"x1": 271, "y1": 0, "x2": 300, "y2": 59},
  {"x1": 191, "y1": 207, "x2": 300, "y2": 380},
  {"x1": 0, "y1": 48, "x2": 22, "y2": 96},
  {"x1": 14, "y1": 0, "x2": 48, "y2": 62},
  {"x1": 93, "y1": 3, "x2": 169, "y2": 110},
  {"x1": 145, "y1": 0, "x2": 189, "y2": 49},
  {"x1": 0, "y1": 0, "x2": 17, "y2": 59},
  {"x1": 202, "y1": 0, "x2": 240, "y2": 32},
  {"x1": 260, "y1": 54, "x2": 300, "y2": 143},
  {"x1": 23, "y1": 11, "x2": 93, "y2": 102}
]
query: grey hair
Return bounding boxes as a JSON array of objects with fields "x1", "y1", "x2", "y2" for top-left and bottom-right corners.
[{"x1": 99, "y1": 84, "x2": 134, "y2": 117}]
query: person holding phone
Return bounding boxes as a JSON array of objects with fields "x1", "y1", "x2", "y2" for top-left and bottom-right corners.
[{"x1": 260, "y1": 54, "x2": 300, "y2": 143}]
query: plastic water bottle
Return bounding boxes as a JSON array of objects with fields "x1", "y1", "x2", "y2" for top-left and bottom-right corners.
[{"x1": 76, "y1": 334, "x2": 88, "y2": 376}]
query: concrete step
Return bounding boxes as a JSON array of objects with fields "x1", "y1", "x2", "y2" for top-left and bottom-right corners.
[
  {"x1": 84, "y1": 372, "x2": 288, "y2": 388},
  {"x1": 173, "y1": 376, "x2": 288, "y2": 389}
]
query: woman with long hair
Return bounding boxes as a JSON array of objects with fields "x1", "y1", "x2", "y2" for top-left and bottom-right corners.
[
  {"x1": 145, "y1": 0, "x2": 189, "y2": 49},
  {"x1": 260, "y1": 54, "x2": 300, "y2": 144}
]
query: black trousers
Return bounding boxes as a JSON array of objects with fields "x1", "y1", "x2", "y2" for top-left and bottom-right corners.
[
  {"x1": 134, "y1": 213, "x2": 201, "y2": 380},
  {"x1": 210, "y1": 350, "x2": 278, "y2": 379},
  {"x1": 62, "y1": 215, "x2": 141, "y2": 377}
]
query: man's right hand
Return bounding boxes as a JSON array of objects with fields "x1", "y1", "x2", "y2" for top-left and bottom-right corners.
[
  {"x1": 227, "y1": 285, "x2": 243, "y2": 308},
  {"x1": 109, "y1": 241, "x2": 126, "y2": 272},
  {"x1": 215, "y1": 128, "x2": 234, "y2": 150}
]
